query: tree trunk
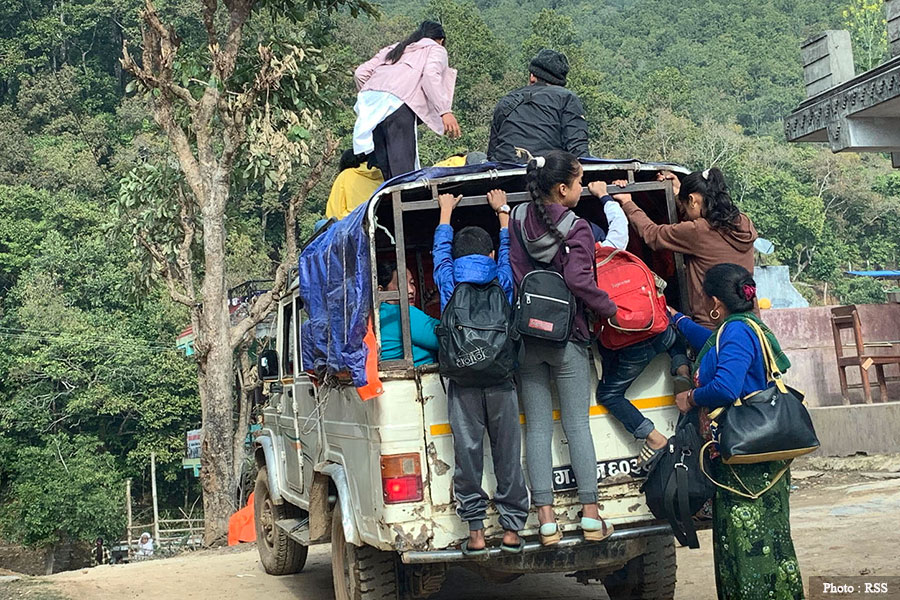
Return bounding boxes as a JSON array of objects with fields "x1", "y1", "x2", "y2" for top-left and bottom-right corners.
[
  {"x1": 197, "y1": 182, "x2": 237, "y2": 546},
  {"x1": 233, "y1": 346, "x2": 254, "y2": 495}
]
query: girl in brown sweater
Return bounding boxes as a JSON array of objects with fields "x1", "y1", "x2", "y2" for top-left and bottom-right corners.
[{"x1": 611, "y1": 167, "x2": 758, "y2": 327}]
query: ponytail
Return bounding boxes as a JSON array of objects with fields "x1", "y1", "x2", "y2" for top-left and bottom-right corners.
[
  {"x1": 385, "y1": 20, "x2": 446, "y2": 64},
  {"x1": 525, "y1": 150, "x2": 581, "y2": 251},
  {"x1": 678, "y1": 166, "x2": 741, "y2": 231}
]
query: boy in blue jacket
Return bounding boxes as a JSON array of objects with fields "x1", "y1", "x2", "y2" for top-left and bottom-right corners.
[{"x1": 433, "y1": 190, "x2": 529, "y2": 555}]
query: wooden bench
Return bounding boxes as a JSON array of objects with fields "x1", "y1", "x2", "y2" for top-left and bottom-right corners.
[{"x1": 830, "y1": 305, "x2": 900, "y2": 404}]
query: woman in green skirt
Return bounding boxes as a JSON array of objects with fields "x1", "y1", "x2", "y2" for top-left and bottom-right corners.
[{"x1": 670, "y1": 263, "x2": 804, "y2": 600}]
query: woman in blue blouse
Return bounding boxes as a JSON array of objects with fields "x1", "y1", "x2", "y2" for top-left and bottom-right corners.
[{"x1": 671, "y1": 263, "x2": 803, "y2": 600}]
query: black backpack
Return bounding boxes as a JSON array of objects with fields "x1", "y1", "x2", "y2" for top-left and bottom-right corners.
[
  {"x1": 510, "y1": 204, "x2": 577, "y2": 344},
  {"x1": 640, "y1": 412, "x2": 715, "y2": 549},
  {"x1": 436, "y1": 281, "x2": 517, "y2": 388}
]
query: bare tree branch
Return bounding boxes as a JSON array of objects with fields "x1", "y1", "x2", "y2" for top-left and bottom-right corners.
[
  {"x1": 121, "y1": 1, "x2": 206, "y2": 202},
  {"x1": 228, "y1": 133, "x2": 339, "y2": 350},
  {"x1": 175, "y1": 187, "x2": 199, "y2": 300},
  {"x1": 201, "y1": 0, "x2": 218, "y2": 50},
  {"x1": 136, "y1": 234, "x2": 195, "y2": 307}
]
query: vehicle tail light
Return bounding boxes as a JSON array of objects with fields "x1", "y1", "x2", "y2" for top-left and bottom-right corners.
[{"x1": 381, "y1": 453, "x2": 423, "y2": 504}]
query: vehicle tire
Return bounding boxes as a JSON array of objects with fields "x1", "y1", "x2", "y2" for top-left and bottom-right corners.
[
  {"x1": 331, "y1": 501, "x2": 399, "y2": 600},
  {"x1": 255, "y1": 466, "x2": 309, "y2": 575},
  {"x1": 603, "y1": 534, "x2": 676, "y2": 600}
]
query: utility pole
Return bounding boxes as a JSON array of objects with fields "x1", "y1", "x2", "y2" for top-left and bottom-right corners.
[
  {"x1": 151, "y1": 452, "x2": 161, "y2": 546},
  {"x1": 125, "y1": 478, "x2": 133, "y2": 551}
]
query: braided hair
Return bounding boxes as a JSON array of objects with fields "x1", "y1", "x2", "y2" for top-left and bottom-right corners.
[
  {"x1": 678, "y1": 167, "x2": 741, "y2": 231},
  {"x1": 525, "y1": 150, "x2": 582, "y2": 251}
]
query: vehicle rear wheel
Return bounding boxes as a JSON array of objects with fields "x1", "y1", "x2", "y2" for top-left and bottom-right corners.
[
  {"x1": 331, "y1": 501, "x2": 399, "y2": 600},
  {"x1": 603, "y1": 534, "x2": 676, "y2": 600},
  {"x1": 255, "y1": 466, "x2": 309, "y2": 575}
]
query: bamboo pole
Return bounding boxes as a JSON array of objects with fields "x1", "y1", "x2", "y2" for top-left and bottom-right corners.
[{"x1": 151, "y1": 452, "x2": 161, "y2": 545}]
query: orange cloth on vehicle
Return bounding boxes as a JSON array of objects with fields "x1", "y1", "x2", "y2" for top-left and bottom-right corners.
[
  {"x1": 356, "y1": 318, "x2": 384, "y2": 401},
  {"x1": 227, "y1": 492, "x2": 256, "y2": 546}
]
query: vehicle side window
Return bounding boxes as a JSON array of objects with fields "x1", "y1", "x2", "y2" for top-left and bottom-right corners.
[
  {"x1": 295, "y1": 297, "x2": 305, "y2": 372},
  {"x1": 282, "y1": 303, "x2": 294, "y2": 376}
]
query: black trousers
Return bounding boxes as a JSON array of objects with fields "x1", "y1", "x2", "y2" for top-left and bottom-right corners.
[
  {"x1": 371, "y1": 103, "x2": 417, "y2": 180},
  {"x1": 447, "y1": 380, "x2": 530, "y2": 532}
]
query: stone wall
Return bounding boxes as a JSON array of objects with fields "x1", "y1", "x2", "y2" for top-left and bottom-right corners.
[
  {"x1": 763, "y1": 303, "x2": 900, "y2": 407},
  {"x1": 0, "y1": 538, "x2": 91, "y2": 575}
]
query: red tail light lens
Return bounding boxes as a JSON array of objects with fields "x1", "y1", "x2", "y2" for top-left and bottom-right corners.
[{"x1": 381, "y1": 453, "x2": 423, "y2": 504}]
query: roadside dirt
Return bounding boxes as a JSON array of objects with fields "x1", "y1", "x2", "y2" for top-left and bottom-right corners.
[{"x1": 3, "y1": 469, "x2": 898, "y2": 600}]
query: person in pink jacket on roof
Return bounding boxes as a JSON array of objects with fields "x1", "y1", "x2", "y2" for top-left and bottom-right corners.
[{"x1": 353, "y1": 21, "x2": 461, "y2": 180}]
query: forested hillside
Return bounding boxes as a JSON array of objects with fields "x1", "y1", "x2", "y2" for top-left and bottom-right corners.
[{"x1": 0, "y1": 0, "x2": 896, "y2": 560}]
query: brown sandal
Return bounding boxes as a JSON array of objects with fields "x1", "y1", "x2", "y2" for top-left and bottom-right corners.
[
  {"x1": 539, "y1": 522, "x2": 562, "y2": 546},
  {"x1": 581, "y1": 516, "x2": 614, "y2": 542}
]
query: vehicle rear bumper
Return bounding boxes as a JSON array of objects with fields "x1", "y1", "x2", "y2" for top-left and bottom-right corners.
[{"x1": 399, "y1": 523, "x2": 672, "y2": 568}]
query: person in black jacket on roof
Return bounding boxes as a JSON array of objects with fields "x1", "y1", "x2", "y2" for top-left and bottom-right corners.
[{"x1": 486, "y1": 49, "x2": 589, "y2": 163}]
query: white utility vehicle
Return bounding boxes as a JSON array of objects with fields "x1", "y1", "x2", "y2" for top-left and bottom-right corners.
[{"x1": 253, "y1": 161, "x2": 694, "y2": 600}]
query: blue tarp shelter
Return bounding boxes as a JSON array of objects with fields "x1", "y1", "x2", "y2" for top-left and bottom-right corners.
[{"x1": 846, "y1": 270, "x2": 900, "y2": 279}]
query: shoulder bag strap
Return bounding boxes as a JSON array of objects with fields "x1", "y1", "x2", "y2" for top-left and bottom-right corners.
[
  {"x1": 497, "y1": 88, "x2": 535, "y2": 130},
  {"x1": 700, "y1": 441, "x2": 792, "y2": 500},
  {"x1": 510, "y1": 204, "x2": 541, "y2": 271},
  {"x1": 714, "y1": 319, "x2": 786, "y2": 391},
  {"x1": 663, "y1": 461, "x2": 701, "y2": 548},
  {"x1": 743, "y1": 319, "x2": 789, "y2": 394}
]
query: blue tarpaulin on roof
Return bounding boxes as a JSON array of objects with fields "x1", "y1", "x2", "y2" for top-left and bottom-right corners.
[
  {"x1": 299, "y1": 201, "x2": 371, "y2": 386},
  {"x1": 297, "y1": 158, "x2": 683, "y2": 386},
  {"x1": 369, "y1": 157, "x2": 671, "y2": 192}
]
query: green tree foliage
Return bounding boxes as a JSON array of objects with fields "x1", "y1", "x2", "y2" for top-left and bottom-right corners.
[
  {"x1": 3, "y1": 0, "x2": 900, "y2": 556},
  {"x1": 416, "y1": 0, "x2": 517, "y2": 162},
  {"x1": 0, "y1": 434, "x2": 125, "y2": 549},
  {"x1": 843, "y1": 0, "x2": 888, "y2": 72},
  {"x1": 0, "y1": 7, "x2": 201, "y2": 549}
]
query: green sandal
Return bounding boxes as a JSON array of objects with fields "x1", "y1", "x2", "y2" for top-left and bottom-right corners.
[{"x1": 461, "y1": 539, "x2": 489, "y2": 557}]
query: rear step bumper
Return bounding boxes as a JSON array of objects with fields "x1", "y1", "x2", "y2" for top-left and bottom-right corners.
[{"x1": 400, "y1": 523, "x2": 672, "y2": 564}]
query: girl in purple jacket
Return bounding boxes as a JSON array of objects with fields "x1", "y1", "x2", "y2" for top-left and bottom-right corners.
[
  {"x1": 353, "y1": 21, "x2": 461, "y2": 180},
  {"x1": 509, "y1": 150, "x2": 618, "y2": 545}
]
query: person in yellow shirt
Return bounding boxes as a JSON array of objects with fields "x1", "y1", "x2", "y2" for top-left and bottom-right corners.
[
  {"x1": 433, "y1": 151, "x2": 487, "y2": 168},
  {"x1": 325, "y1": 150, "x2": 385, "y2": 219},
  {"x1": 433, "y1": 153, "x2": 466, "y2": 167}
]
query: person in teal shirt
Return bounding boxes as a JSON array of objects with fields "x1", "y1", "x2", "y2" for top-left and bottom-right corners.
[{"x1": 377, "y1": 261, "x2": 439, "y2": 366}]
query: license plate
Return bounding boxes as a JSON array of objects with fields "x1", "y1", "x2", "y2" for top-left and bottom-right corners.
[{"x1": 552, "y1": 456, "x2": 641, "y2": 492}]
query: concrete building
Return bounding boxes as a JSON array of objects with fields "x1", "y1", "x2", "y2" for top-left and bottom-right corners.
[
  {"x1": 784, "y1": 6, "x2": 900, "y2": 456},
  {"x1": 785, "y1": 1, "x2": 900, "y2": 161}
]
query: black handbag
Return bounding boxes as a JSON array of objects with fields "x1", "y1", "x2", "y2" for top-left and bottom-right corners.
[
  {"x1": 707, "y1": 319, "x2": 820, "y2": 465},
  {"x1": 640, "y1": 412, "x2": 715, "y2": 549}
]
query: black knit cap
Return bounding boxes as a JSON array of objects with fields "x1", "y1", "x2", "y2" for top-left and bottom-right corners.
[{"x1": 529, "y1": 49, "x2": 569, "y2": 86}]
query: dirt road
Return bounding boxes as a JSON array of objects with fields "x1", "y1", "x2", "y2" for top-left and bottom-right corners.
[{"x1": 6, "y1": 469, "x2": 899, "y2": 600}]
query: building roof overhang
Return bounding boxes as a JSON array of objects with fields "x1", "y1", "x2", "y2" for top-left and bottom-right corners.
[{"x1": 785, "y1": 55, "x2": 900, "y2": 154}]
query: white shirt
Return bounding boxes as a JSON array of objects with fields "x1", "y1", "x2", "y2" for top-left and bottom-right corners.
[
  {"x1": 601, "y1": 200, "x2": 630, "y2": 249},
  {"x1": 137, "y1": 538, "x2": 154, "y2": 558},
  {"x1": 352, "y1": 91, "x2": 405, "y2": 155}
]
